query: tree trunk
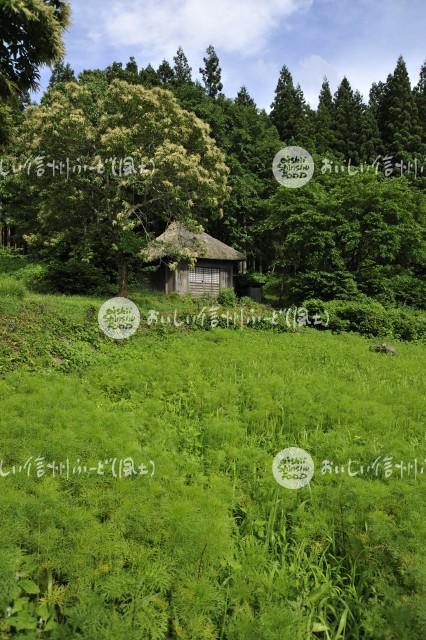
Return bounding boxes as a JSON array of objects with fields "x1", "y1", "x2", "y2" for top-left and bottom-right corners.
[{"x1": 117, "y1": 253, "x2": 128, "y2": 298}]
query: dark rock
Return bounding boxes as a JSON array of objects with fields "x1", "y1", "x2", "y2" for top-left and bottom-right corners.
[{"x1": 370, "y1": 343, "x2": 397, "y2": 355}]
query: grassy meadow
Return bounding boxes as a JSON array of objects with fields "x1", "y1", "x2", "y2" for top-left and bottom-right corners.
[{"x1": 0, "y1": 254, "x2": 425, "y2": 639}]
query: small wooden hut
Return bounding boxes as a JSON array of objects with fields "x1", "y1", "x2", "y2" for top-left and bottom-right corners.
[{"x1": 143, "y1": 222, "x2": 246, "y2": 296}]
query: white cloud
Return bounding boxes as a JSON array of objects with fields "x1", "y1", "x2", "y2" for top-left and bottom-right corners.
[
  {"x1": 93, "y1": 0, "x2": 312, "y2": 61},
  {"x1": 298, "y1": 54, "x2": 340, "y2": 106}
]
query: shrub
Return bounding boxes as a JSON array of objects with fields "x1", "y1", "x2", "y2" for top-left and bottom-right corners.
[
  {"x1": 330, "y1": 300, "x2": 392, "y2": 336},
  {"x1": 0, "y1": 276, "x2": 26, "y2": 299},
  {"x1": 236, "y1": 272, "x2": 268, "y2": 287},
  {"x1": 388, "y1": 307, "x2": 426, "y2": 341},
  {"x1": 281, "y1": 270, "x2": 359, "y2": 305},
  {"x1": 17, "y1": 263, "x2": 49, "y2": 291},
  {"x1": 238, "y1": 296, "x2": 254, "y2": 306},
  {"x1": 389, "y1": 275, "x2": 426, "y2": 310},
  {"x1": 217, "y1": 288, "x2": 237, "y2": 306},
  {"x1": 44, "y1": 260, "x2": 108, "y2": 294},
  {"x1": 304, "y1": 297, "x2": 426, "y2": 341}
]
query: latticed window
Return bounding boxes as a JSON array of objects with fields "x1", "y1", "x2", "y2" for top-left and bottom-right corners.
[{"x1": 189, "y1": 267, "x2": 220, "y2": 284}]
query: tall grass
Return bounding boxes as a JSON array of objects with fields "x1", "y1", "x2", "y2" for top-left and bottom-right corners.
[
  {"x1": 0, "y1": 276, "x2": 26, "y2": 299},
  {"x1": 0, "y1": 257, "x2": 425, "y2": 638},
  {"x1": 0, "y1": 312, "x2": 424, "y2": 638}
]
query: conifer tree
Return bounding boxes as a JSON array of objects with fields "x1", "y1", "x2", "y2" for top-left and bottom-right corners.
[
  {"x1": 200, "y1": 45, "x2": 223, "y2": 98},
  {"x1": 157, "y1": 60, "x2": 175, "y2": 85},
  {"x1": 125, "y1": 56, "x2": 139, "y2": 78},
  {"x1": 270, "y1": 66, "x2": 312, "y2": 146},
  {"x1": 333, "y1": 77, "x2": 365, "y2": 163},
  {"x1": 376, "y1": 56, "x2": 422, "y2": 157},
  {"x1": 315, "y1": 78, "x2": 335, "y2": 154},
  {"x1": 369, "y1": 81, "x2": 386, "y2": 117},
  {"x1": 173, "y1": 47, "x2": 192, "y2": 84},
  {"x1": 105, "y1": 61, "x2": 125, "y2": 83},
  {"x1": 296, "y1": 84, "x2": 316, "y2": 148},
  {"x1": 48, "y1": 59, "x2": 76, "y2": 88},
  {"x1": 414, "y1": 60, "x2": 426, "y2": 146},
  {"x1": 139, "y1": 64, "x2": 159, "y2": 88},
  {"x1": 369, "y1": 81, "x2": 387, "y2": 154},
  {"x1": 104, "y1": 58, "x2": 140, "y2": 85},
  {"x1": 359, "y1": 99, "x2": 381, "y2": 163},
  {"x1": 235, "y1": 86, "x2": 256, "y2": 108}
]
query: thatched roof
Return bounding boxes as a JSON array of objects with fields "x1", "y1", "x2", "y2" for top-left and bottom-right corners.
[{"x1": 144, "y1": 222, "x2": 246, "y2": 262}]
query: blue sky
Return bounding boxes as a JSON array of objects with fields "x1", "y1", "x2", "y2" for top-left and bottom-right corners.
[{"x1": 37, "y1": 0, "x2": 426, "y2": 109}]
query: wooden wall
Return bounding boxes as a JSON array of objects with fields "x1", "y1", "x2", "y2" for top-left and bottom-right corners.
[
  {"x1": 147, "y1": 260, "x2": 239, "y2": 296},
  {"x1": 178, "y1": 259, "x2": 235, "y2": 296}
]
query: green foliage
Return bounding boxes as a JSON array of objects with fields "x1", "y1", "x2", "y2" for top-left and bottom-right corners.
[
  {"x1": 0, "y1": 281, "x2": 425, "y2": 638},
  {"x1": 3, "y1": 51, "x2": 426, "y2": 311},
  {"x1": 388, "y1": 306, "x2": 426, "y2": 341},
  {"x1": 314, "y1": 78, "x2": 336, "y2": 154},
  {"x1": 265, "y1": 171, "x2": 425, "y2": 307},
  {"x1": 0, "y1": 101, "x2": 14, "y2": 147},
  {"x1": 0, "y1": 249, "x2": 47, "y2": 292},
  {"x1": 157, "y1": 59, "x2": 175, "y2": 85},
  {"x1": 48, "y1": 58, "x2": 76, "y2": 87},
  {"x1": 414, "y1": 60, "x2": 426, "y2": 145},
  {"x1": 0, "y1": 275, "x2": 26, "y2": 299},
  {"x1": 376, "y1": 56, "x2": 424, "y2": 158},
  {"x1": 9, "y1": 78, "x2": 229, "y2": 295},
  {"x1": 235, "y1": 86, "x2": 256, "y2": 108},
  {"x1": 333, "y1": 78, "x2": 380, "y2": 163},
  {"x1": 173, "y1": 47, "x2": 192, "y2": 85},
  {"x1": 0, "y1": 0, "x2": 70, "y2": 97},
  {"x1": 388, "y1": 274, "x2": 426, "y2": 309},
  {"x1": 44, "y1": 259, "x2": 108, "y2": 294},
  {"x1": 270, "y1": 65, "x2": 314, "y2": 147},
  {"x1": 199, "y1": 45, "x2": 223, "y2": 98},
  {"x1": 1, "y1": 43, "x2": 426, "y2": 640},
  {"x1": 304, "y1": 297, "x2": 426, "y2": 340},
  {"x1": 238, "y1": 272, "x2": 268, "y2": 286},
  {"x1": 217, "y1": 287, "x2": 237, "y2": 306},
  {"x1": 312, "y1": 298, "x2": 393, "y2": 336}
]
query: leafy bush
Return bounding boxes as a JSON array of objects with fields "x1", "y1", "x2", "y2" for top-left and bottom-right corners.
[
  {"x1": 304, "y1": 297, "x2": 426, "y2": 341},
  {"x1": 0, "y1": 276, "x2": 26, "y2": 299},
  {"x1": 388, "y1": 307, "x2": 426, "y2": 341},
  {"x1": 329, "y1": 299, "x2": 392, "y2": 336},
  {"x1": 236, "y1": 272, "x2": 268, "y2": 287},
  {"x1": 16, "y1": 263, "x2": 48, "y2": 291},
  {"x1": 281, "y1": 270, "x2": 359, "y2": 305},
  {"x1": 44, "y1": 260, "x2": 108, "y2": 294},
  {"x1": 389, "y1": 274, "x2": 426, "y2": 310},
  {"x1": 217, "y1": 287, "x2": 237, "y2": 306},
  {"x1": 0, "y1": 249, "x2": 48, "y2": 292}
]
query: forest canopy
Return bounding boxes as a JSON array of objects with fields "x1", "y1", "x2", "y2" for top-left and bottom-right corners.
[{"x1": 0, "y1": 39, "x2": 425, "y2": 307}]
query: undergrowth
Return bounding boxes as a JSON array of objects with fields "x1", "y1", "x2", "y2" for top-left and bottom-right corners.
[{"x1": 0, "y1": 253, "x2": 425, "y2": 639}]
